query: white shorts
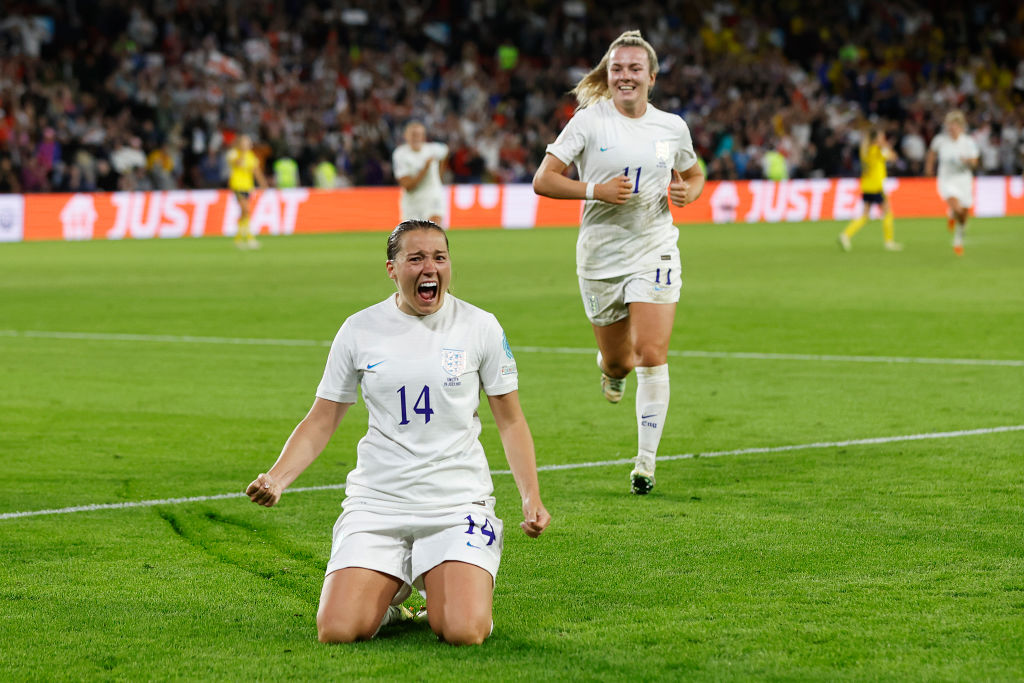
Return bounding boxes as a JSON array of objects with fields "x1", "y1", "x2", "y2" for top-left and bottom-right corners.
[
  {"x1": 938, "y1": 176, "x2": 973, "y2": 209},
  {"x1": 325, "y1": 497, "x2": 503, "y2": 593},
  {"x1": 400, "y1": 191, "x2": 445, "y2": 221},
  {"x1": 579, "y1": 258, "x2": 682, "y2": 327}
]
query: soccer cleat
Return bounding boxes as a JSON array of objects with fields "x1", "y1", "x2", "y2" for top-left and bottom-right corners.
[
  {"x1": 413, "y1": 606, "x2": 428, "y2": 623},
  {"x1": 373, "y1": 604, "x2": 414, "y2": 636},
  {"x1": 246, "y1": 237, "x2": 262, "y2": 250},
  {"x1": 953, "y1": 244, "x2": 964, "y2": 256},
  {"x1": 837, "y1": 233, "x2": 851, "y2": 252},
  {"x1": 630, "y1": 454, "x2": 656, "y2": 495},
  {"x1": 597, "y1": 352, "x2": 626, "y2": 403},
  {"x1": 381, "y1": 604, "x2": 413, "y2": 627},
  {"x1": 884, "y1": 241, "x2": 903, "y2": 252}
]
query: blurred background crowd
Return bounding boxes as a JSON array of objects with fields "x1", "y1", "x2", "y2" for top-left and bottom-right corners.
[{"x1": 1, "y1": 0, "x2": 1023, "y2": 194}]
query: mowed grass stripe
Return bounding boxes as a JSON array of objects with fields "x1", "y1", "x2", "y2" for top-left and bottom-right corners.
[
  {"x1": 2, "y1": 328, "x2": 1022, "y2": 367},
  {"x1": 4, "y1": 424, "x2": 1021, "y2": 521}
]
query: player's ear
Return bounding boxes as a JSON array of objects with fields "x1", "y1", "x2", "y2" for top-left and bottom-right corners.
[{"x1": 386, "y1": 259, "x2": 397, "y2": 282}]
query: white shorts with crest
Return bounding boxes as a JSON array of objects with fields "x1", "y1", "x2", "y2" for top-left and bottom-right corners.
[{"x1": 579, "y1": 257, "x2": 682, "y2": 327}]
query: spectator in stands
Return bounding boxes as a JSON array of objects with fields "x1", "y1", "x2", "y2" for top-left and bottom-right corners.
[{"x1": 0, "y1": 1, "x2": 1022, "y2": 193}]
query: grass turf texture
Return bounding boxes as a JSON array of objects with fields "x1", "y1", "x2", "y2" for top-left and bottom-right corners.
[{"x1": 1, "y1": 217, "x2": 1022, "y2": 680}]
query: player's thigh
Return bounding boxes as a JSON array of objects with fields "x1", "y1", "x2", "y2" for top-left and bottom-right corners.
[
  {"x1": 421, "y1": 561, "x2": 494, "y2": 642},
  {"x1": 411, "y1": 503, "x2": 502, "y2": 642},
  {"x1": 623, "y1": 264, "x2": 680, "y2": 366},
  {"x1": 317, "y1": 567, "x2": 403, "y2": 641},
  {"x1": 627, "y1": 302, "x2": 677, "y2": 366},
  {"x1": 940, "y1": 180, "x2": 972, "y2": 211}
]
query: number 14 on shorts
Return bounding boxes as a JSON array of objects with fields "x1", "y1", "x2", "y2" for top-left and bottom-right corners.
[{"x1": 464, "y1": 515, "x2": 496, "y2": 546}]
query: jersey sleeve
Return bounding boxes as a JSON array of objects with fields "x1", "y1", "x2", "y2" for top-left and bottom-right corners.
[
  {"x1": 545, "y1": 112, "x2": 587, "y2": 166},
  {"x1": 432, "y1": 142, "x2": 449, "y2": 159},
  {"x1": 315, "y1": 320, "x2": 360, "y2": 404},
  {"x1": 478, "y1": 315, "x2": 518, "y2": 396},
  {"x1": 929, "y1": 135, "x2": 943, "y2": 153},
  {"x1": 392, "y1": 147, "x2": 414, "y2": 179},
  {"x1": 674, "y1": 119, "x2": 698, "y2": 172}
]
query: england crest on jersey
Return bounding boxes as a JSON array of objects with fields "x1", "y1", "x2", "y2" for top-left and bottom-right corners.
[
  {"x1": 655, "y1": 140, "x2": 671, "y2": 168},
  {"x1": 442, "y1": 348, "x2": 466, "y2": 377}
]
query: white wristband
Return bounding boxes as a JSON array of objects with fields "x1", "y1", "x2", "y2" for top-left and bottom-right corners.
[{"x1": 585, "y1": 182, "x2": 595, "y2": 200}]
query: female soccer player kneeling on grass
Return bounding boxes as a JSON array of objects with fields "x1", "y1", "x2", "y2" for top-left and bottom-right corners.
[
  {"x1": 532, "y1": 30, "x2": 705, "y2": 495},
  {"x1": 245, "y1": 220, "x2": 550, "y2": 645}
]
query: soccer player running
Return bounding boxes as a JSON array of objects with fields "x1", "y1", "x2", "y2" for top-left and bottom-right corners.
[
  {"x1": 226, "y1": 134, "x2": 269, "y2": 249},
  {"x1": 838, "y1": 127, "x2": 902, "y2": 252},
  {"x1": 392, "y1": 122, "x2": 449, "y2": 225},
  {"x1": 246, "y1": 220, "x2": 550, "y2": 645},
  {"x1": 925, "y1": 110, "x2": 979, "y2": 256},
  {"x1": 532, "y1": 30, "x2": 704, "y2": 495}
]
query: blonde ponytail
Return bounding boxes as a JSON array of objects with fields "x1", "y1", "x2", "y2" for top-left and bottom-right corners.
[{"x1": 571, "y1": 30, "x2": 659, "y2": 109}]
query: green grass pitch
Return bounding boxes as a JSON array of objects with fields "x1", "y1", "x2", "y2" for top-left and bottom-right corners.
[{"x1": 1, "y1": 217, "x2": 1022, "y2": 680}]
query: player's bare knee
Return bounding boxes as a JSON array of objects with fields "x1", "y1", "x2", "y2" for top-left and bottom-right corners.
[
  {"x1": 439, "y1": 621, "x2": 489, "y2": 646},
  {"x1": 316, "y1": 614, "x2": 374, "y2": 643},
  {"x1": 603, "y1": 355, "x2": 633, "y2": 377},
  {"x1": 634, "y1": 346, "x2": 668, "y2": 367}
]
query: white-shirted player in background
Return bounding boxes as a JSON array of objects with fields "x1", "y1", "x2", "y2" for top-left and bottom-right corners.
[
  {"x1": 925, "y1": 110, "x2": 979, "y2": 256},
  {"x1": 246, "y1": 220, "x2": 550, "y2": 645},
  {"x1": 392, "y1": 122, "x2": 449, "y2": 225},
  {"x1": 532, "y1": 30, "x2": 705, "y2": 495}
]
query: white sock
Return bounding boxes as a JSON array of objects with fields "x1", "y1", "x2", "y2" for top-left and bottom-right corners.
[
  {"x1": 953, "y1": 223, "x2": 965, "y2": 247},
  {"x1": 635, "y1": 364, "x2": 670, "y2": 463}
]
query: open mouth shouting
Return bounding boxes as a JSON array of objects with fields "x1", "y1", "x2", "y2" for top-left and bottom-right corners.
[{"x1": 418, "y1": 280, "x2": 439, "y2": 303}]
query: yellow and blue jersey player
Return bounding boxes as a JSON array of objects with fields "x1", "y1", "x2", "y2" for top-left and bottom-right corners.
[
  {"x1": 838, "y1": 128, "x2": 902, "y2": 252},
  {"x1": 227, "y1": 134, "x2": 269, "y2": 249}
]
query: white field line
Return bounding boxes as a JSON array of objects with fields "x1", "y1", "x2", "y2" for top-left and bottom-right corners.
[
  {"x1": 3, "y1": 424, "x2": 1022, "y2": 521},
  {"x1": 2, "y1": 329, "x2": 1023, "y2": 367}
]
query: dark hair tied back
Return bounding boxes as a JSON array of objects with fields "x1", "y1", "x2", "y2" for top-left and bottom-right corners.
[{"x1": 386, "y1": 220, "x2": 448, "y2": 260}]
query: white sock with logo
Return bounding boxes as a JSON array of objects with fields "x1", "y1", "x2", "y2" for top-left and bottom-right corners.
[{"x1": 635, "y1": 364, "x2": 670, "y2": 467}]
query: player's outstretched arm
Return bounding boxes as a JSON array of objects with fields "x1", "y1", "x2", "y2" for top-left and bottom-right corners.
[
  {"x1": 246, "y1": 397, "x2": 351, "y2": 507},
  {"x1": 487, "y1": 391, "x2": 551, "y2": 538}
]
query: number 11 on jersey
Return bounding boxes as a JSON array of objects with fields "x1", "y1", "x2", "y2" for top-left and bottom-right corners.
[{"x1": 624, "y1": 166, "x2": 642, "y2": 194}]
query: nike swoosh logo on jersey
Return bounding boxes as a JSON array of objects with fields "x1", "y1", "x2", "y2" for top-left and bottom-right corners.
[
  {"x1": 599, "y1": 146, "x2": 614, "y2": 152},
  {"x1": 466, "y1": 541, "x2": 481, "y2": 549},
  {"x1": 641, "y1": 413, "x2": 657, "y2": 419},
  {"x1": 367, "y1": 361, "x2": 385, "y2": 369}
]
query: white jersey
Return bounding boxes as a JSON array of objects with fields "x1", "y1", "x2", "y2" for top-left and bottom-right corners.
[
  {"x1": 546, "y1": 98, "x2": 698, "y2": 279},
  {"x1": 930, "y1": 133, "x2": 978, "y2": 206},
  {"x1": 930, "y1": 133, "x2": 978, "y2": 182},
  {"x1": 392, "y1": 142, "x2": 448, "y2": 200},
  {"x1": 316, "y1": 294, "x2": 518, "y2": 509}
]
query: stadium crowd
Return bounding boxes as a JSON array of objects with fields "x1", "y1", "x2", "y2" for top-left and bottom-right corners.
[{"x1": 1, "y1": 0, "x2": 1023, "y2": 193}]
